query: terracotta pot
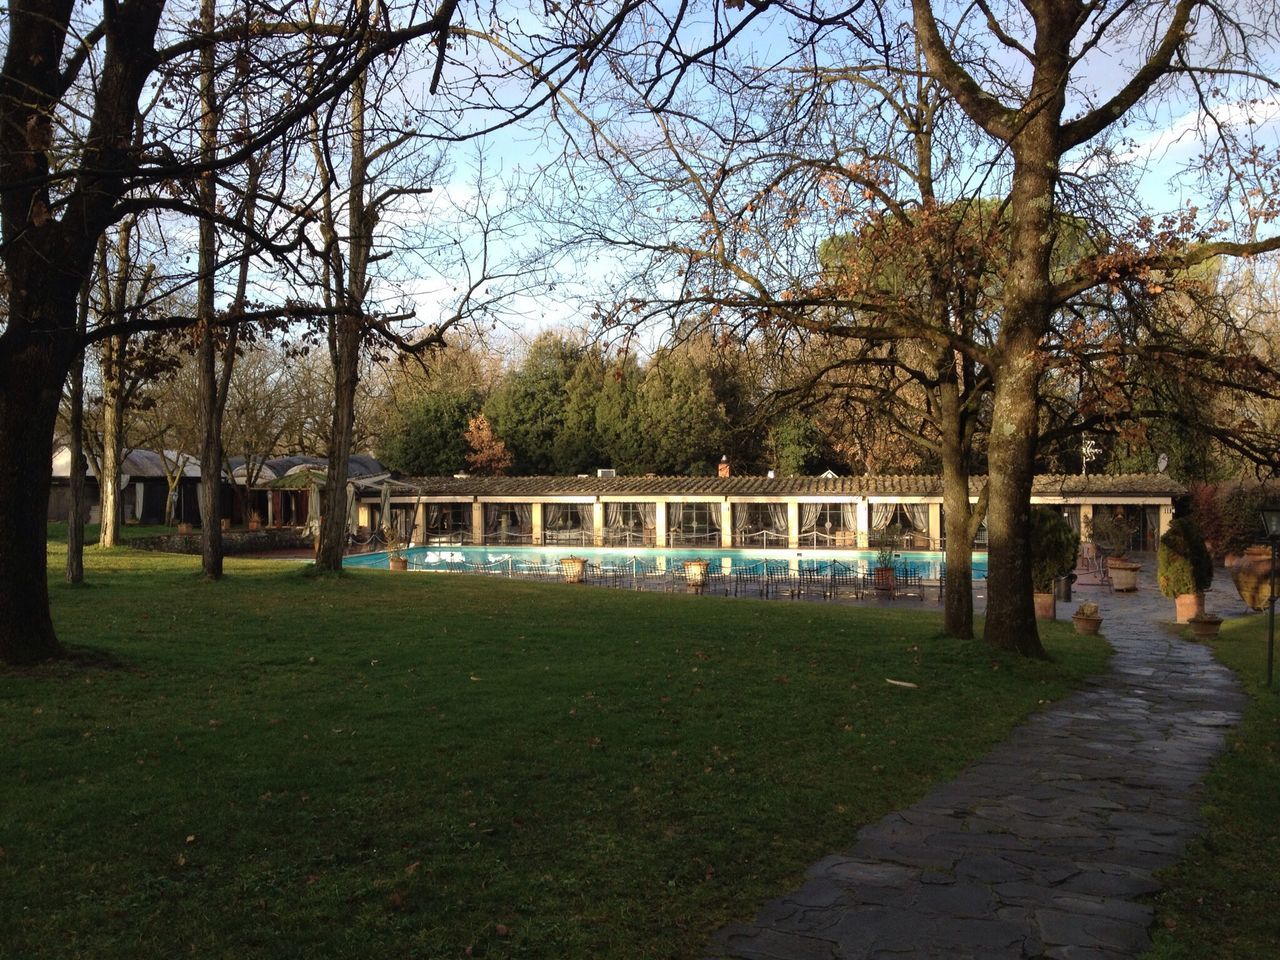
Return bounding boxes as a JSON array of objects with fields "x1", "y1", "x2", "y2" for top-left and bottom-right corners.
[
  {"x1": 873, "y1": 566, "x2": 896, "y2": 592},
  {"x1": 220, "y1": 517, "x2": 230, "y2": 532},
  {"x1": 248, "y1": 521, "x2": 261, "y2": 531},
  {"x1": 1174, "y1": 592, "x2": 1204, "y2": 624},
  {"x1": 1033, "y1": 591, "x2": 1056, "y2": 620},
  {"x1": 1071, "y1": 614, "x2": 1103, "y2": 635},
  {"x1": 1187, "y1": 617, "x2": 1222, "y2": 640},
  {"x1": 1232, "y1": 547, "x2": 1276, "y2": 611},
  {"x1": 177, "y1": 522, "x2": 193, "y2": 535},
  {"x1": 1110, "y1": 561, "x2": 1141, "y2": 592},
  {"x1": 388, "y1": 556, "x2": 408, "y2": 571},
  {"x1": 560, "y1": 556, "x2": 586, "y2": 583},
  {"x1": 683, "y1": 559, "x2": 710, "y2": 585}
]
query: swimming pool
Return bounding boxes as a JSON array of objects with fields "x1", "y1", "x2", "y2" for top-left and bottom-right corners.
[{"x1": 343, "y1": 545, "x2": 986, "y2": 580}]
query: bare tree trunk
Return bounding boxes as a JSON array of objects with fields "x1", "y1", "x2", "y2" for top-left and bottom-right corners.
[
  {"x1": 99, "y1": 341, "x2": 125, "y2": 546},
  {"x1": 0, "y1": 303, "x2": 73, "y2": 664},
  {"x1": 316, "y1": 16, "x2": 371, "y2": 572},
  {"x1": 196, "y1": 0, "x2": 224, "y2": 578},
  {"x1": 938, "y1": 387, "x2": 976, "y2": 638},
  {"x1": 982, "y1": 324, "x2": 1047, "y2": 658},
  {"x1": 65, "y1": 283, "x2": 90, "y2": 583}
]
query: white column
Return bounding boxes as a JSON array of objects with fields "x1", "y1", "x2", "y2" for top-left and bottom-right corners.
[
  {"x1": 532, "y1": 502, "x2": 544, "y2": 544},
  {"x1": 592, "y1": 501, "x2": 605, "y2": 547},
  {"x1": 928, "y1": 503, "x2": 942, "y2": 550},
  {"x1": 1079, "y1": 503, "x2": 1095, "y2": 541},
  {"x1": 787, "y1": 501, "x2": 800, "y2": 549},
  {"x1": 655, "y1": 501, "x2": 668, "y2": 547},
  {"x1": 471, "y1": 501, "x2": 485, "y2": 545},
  {"x1": 721, "y1": 501, "x2": 734, "y2": 548},
  {"x1": 856, "y1": 501, "x2": 870, "y2": 548},
  {"x1": 1159, "y1": 503, "x2": 1173, "y2": 540}
]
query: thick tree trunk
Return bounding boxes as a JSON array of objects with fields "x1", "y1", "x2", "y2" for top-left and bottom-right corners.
[
  {"x1": 941, "y1": 457, "x2": 975, "y2": 640},
  {"x1": 981, "y1": 325, "x2": 1046, "y2": 658},
  {"x1": 196, "y1": 0, "x2": 224, "y2": 579},
  {"x1": 0, "y1": 320, "x2": 72, "y2": 664},
  {"x1": 316, "y1": 318, "x2": 361, "y2": 570}
]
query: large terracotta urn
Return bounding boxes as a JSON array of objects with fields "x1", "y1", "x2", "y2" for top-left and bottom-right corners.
[
  {"x1": 1033, "y1": 592, "x2": 1057, "y2": 620},
  {"x1": 1232, "y1": 546, "x2": 1275, "y2": 611}
]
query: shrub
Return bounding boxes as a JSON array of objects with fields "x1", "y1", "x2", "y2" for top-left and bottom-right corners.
[
  {"x1": 1158, "y1": 517, "x2": 1214, "y2": 598},
  {"x1": 1030, "y1": 508, "x2": 1079, "y2": 592}
]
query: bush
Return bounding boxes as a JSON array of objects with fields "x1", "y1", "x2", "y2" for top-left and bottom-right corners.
[
  {"x1": 1158, "y1": 517, "x2": 1214, "y2": 598},
  {"x1": 1189, "y1": 483, "x2": 1265, "y2": 560},
  {"x1": 1031, "y1": 508, "x2": 1079, "y2": 592},
  {"x1": 1086, "y1": 508, "x2": 1139, "y2": 557}
]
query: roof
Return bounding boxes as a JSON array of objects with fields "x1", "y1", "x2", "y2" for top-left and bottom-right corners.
[
  {"x1": 52, "y1": 446, "x2": 204, "y2": 479},
  {"x1": 230, "y1": 454, "x2": 386, "y2": 484},
  {"x1": 377, "y1": 472, "x2": 1185, "y2": 500}
]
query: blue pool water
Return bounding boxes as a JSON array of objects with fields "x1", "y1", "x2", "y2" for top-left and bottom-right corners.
[{"x1": 344, "y1": 545, "x2": 986, "y2": 580}]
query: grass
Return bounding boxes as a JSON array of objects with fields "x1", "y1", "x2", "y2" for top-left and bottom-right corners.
[
  {"x1": 2, "y1": 539, "x2": 1109, "y2": 959},
  {"x1": 1144, "y1": 610, "x2": 1280, "y2": 959},
  {"x1": 46, "y1": 521, "x2": 182, "y2": 544}
]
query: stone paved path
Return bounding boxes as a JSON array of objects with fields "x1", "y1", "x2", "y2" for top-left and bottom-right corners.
[{"x1": 706, "y1": 578, "x2": 1247, "y2": 960}]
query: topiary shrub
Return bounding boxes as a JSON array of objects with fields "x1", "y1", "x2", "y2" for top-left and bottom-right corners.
[
  {"x1": 1158, "y1": 517, "x2": 1214, "y2": 598},
  {"x1": 1030, "y1": 508, "x2": 1079, "y2": 592}
]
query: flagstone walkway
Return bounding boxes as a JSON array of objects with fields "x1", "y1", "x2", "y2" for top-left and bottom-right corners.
[{"x1": 706, "y1": 574, "x2": 1247, "y2": 959}]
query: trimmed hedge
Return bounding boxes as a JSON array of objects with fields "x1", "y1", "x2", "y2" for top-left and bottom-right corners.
[
  {"x1": 1158, "y1": 517, "x2": 1214, "y2": 598},
  {"x1": 1031, "y1": 507, "x2": 1079, "y2": 592}
]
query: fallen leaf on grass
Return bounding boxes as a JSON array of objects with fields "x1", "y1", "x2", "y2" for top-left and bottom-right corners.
[{"x1": 885, "y1": 678, "x2": 918, "y2": 689}]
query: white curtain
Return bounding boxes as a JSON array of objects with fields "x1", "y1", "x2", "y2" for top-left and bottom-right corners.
[
  {"x1": 485, "y1": 503, "x2": 502, "y2": 533},
  {"x1": 905, "y1": 503, "x2": 929, "y2": 533},
  {"x1": 800, "y1": 503, "x2": 820, "y2": 534},
  {"x1": 767, "y1": 503, "x2": 788, "y2": 532},
  {"x1": 708, "y1": 503, "x2": 721, "y2": 531},
  {"x1": 606, "y1": 503, "x2": 624, "y2": 528},
  {"x1": 734, "y1": 503, "x2": 750, "y2": 533},
  {"x1": 639, "y1": 503, "x2": 656, "y2": 531},
  {"x1": 841, "y1": 503, "x2": 857, "y2": 531},
  {"x1": 669, "y1": 502, "x2": 686, "y2": 530},
  {"x1": 545, "y1": 504, "x2": 566, "y2": 529},
  {"x1": 579, "y1": 504, "x2": 594, "y2": 536},
  {"x1": 515, "y1": 503, "x2": 532, "y2": 532},
  {"x1": 871, "y1": 503, "x2": 895, "y2": 530}
]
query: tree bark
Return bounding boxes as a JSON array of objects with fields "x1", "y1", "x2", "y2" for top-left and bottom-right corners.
[
  {"x1": 196, "y1": 0, "x2": 224, "y2": 578},
  {"x1": 99, "y1": 338, "x2": 125, "y2": 546},
  {"x1": 938, "y1": 387, "x2": 976, "y2": 638},
  {"x1": 0, "y1": 306, "x2": 73, "y2": 664},
  {"x1": 65, "y1": 284, "x2": 90, "y2": 584},
  {"x1": 982, "y1": 325, "x2": 1048, "y2": 658}
]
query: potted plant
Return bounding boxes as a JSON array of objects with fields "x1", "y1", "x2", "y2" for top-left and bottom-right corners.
[
  {"x1": 383, "y1": 525, "x2": 408, "y2": 571},
  {"x1": 872, "y1": 525, "x2": 900, "y2": 592},
  {"x1": 1071, "y1": 601, "x2": 1103, "y2": 635},
  {"x1": 1186, "y1": 612, "x2": 1223, "y2": 640},
  {"x1": 1031, "y1": 508, "x2": 1079, "y2": 619},
  {"x1": 177, "y1": 521, "x2": 194, "y2": 535},
  {"x1": 1231, "y1": 544, "x2": 1275, "y2": 611},
  {"x1": 247, "y1": 510, "x2": 262, "y2": 532},
  {"x1": 1087, "y1": 509, "x2": 1142, "y2": 591},
  {"x1": 1157, "y1": 517, "x2": 1214, "y2": 622}
]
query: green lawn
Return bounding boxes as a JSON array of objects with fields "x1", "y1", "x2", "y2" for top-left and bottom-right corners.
[
  {"x1": 1145, "y1": 611, "x2": 1280, "y2": 959},
  {"x1": 3, "y1": 542, "x2": 1108, "y2": 959}
]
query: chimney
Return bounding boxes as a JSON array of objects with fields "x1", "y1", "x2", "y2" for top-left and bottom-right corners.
[{"x1": 718, "y1": 455, "x2": 730, "y2": 478}]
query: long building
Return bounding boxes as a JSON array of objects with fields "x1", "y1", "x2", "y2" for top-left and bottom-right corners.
[{"x1": 358, "y1": 472, "x2": 1183, "y2": 553}]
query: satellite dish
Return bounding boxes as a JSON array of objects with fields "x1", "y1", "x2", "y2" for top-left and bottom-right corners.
[{"x1": 1157, "y1": 453, "x2": 1169, "y2": 473}]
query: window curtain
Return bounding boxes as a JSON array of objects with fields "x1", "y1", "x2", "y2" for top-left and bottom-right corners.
[
  {"x1": 545, "y1": 504, "x2": 566, "y2": 529},
  {"x1": 871, "y1": 503, "x2": 895, "y2": 530},
  {"x1": 905, "y1": 503, "x2": 929, "y2": 533},
  {"x1": 767, "y1": 503, "x2": 788, "y2": 532},
  {"x1": 800, "y1": 503, "x2": 820, "y2": 534},
  {"x1": 841, "y1": 503, "x2": 857, "y2": 531},
  {"x1": 425, "y1": 504, "x2": 441, "y2": 530},
  {"x1": 485, "y1": 504, "x2": 503, "y2": 534},
  {"x1": 606, "y1": 503, "x2": 624, "y2": 528},
  {"x1": 1064, "y1": 505, "x2": 1081, "y2": 533},
  {"x1": 515, "y1": 503, "x2": 532, "y2": 533},
  {"x1": 734, "y1": 503, "x2": 750, "y2": 533},
  {"x1": 579, "y1": 504, "x2": 594, "y2": 536},
  {"x1": 639, "y1": 503, "x2": 656, "y2": 531},
  {"x1": 708, "y1": 503, "x2": 721, "y2": 531},
  {"x1": 669, "y1": 502, "x2": 686, "y2": 531}
]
